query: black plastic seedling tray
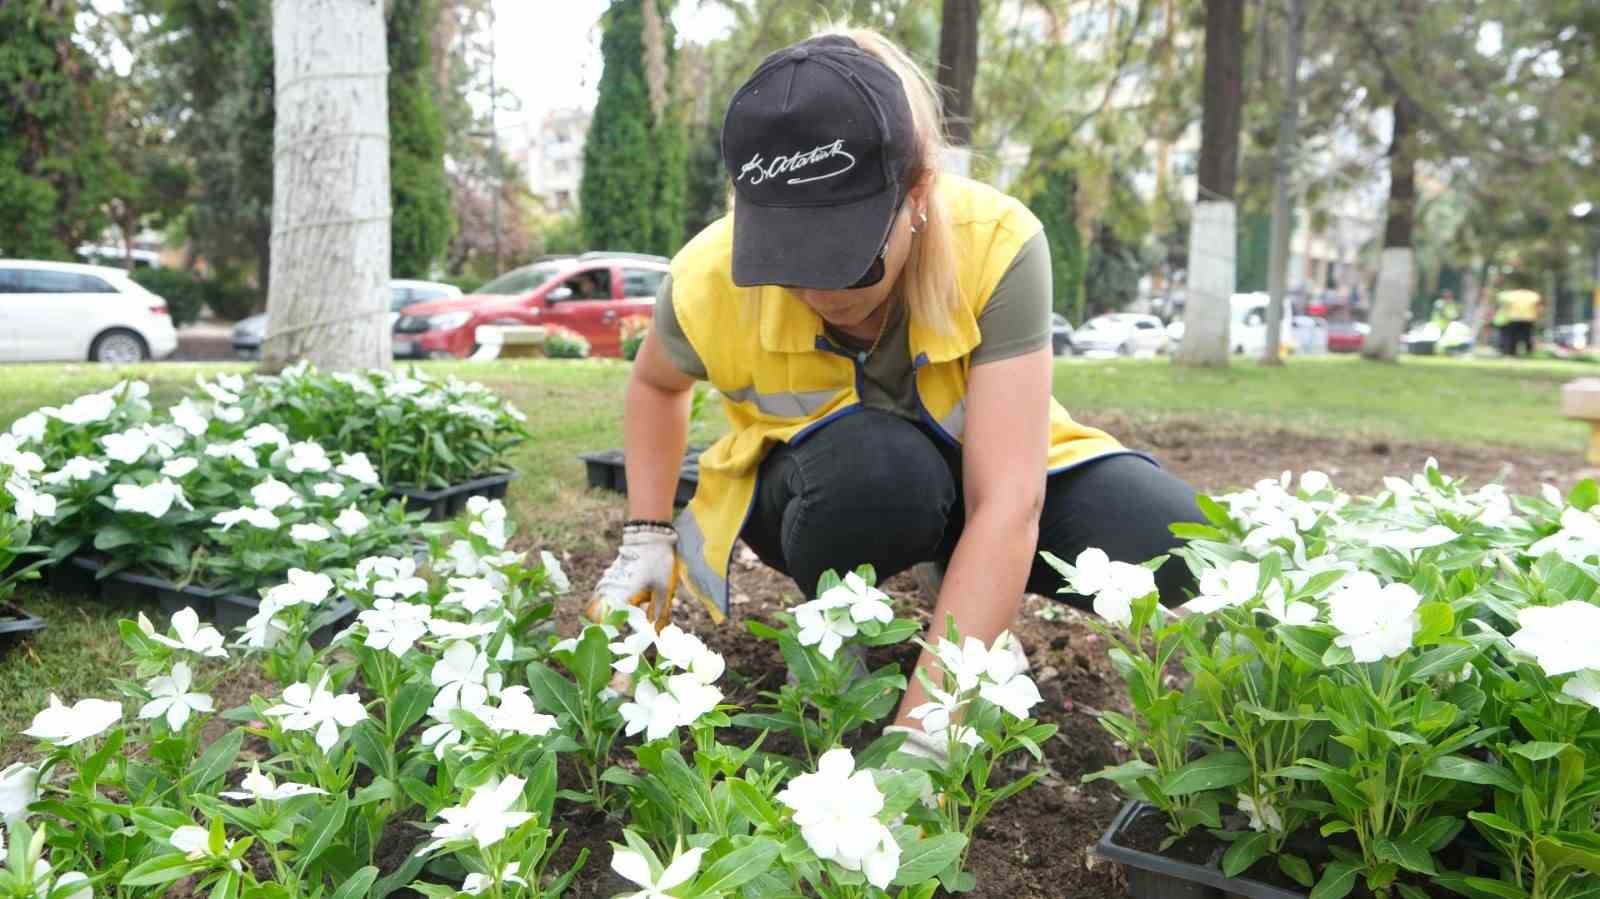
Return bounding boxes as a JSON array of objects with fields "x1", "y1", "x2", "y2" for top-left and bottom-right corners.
[
  {"x1": 1095, "y1": 801, "x2": 1307, "y2": 899},
  {"x1": 578, "y1": 448, "x2": 700, "y2": 507},
  {"x1": 390, "y1": 472, "x2": 516, "y2": 521},
  {"x1": 0, "y1": 602, "x2": 47, "y2": 657}
]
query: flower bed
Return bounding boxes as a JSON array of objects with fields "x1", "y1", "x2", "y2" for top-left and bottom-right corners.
[
  {"x1": 0, "y1": 498, "x2": 1057, "y2": 898},
  {"x1": 1066, "y1": 463, "x2": 1600, "y2": 899}
]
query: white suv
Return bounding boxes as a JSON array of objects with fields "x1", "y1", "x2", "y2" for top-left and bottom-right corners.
[{"x1": 0, "y1": 260, "x2": 179, "y2": 363}]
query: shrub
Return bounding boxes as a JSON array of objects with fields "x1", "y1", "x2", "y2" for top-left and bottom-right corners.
[
  {"x1": 544, "y1": 325, "x2": 590, "y2": 359},
  {"x1": 129, "y1": 268, "x2": 206, "y2": 328},
  {"x1": 619, "y1": 315, "x2": 650, "y2": 361}
]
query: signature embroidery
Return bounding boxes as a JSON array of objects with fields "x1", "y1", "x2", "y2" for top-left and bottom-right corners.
[{"x1": 738, "y1": 139, "x2": 856, "y2": 186}]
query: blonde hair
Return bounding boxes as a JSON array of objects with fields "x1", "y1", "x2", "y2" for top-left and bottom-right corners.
[{"x1": 811, "y1": 25, "x2": 961, "y2": 334}]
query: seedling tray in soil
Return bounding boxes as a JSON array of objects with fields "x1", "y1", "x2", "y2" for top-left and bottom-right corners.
[
  {"x1": 0, "y1": 601, "x2": 47, "y2": 657},
  {"x1": 1097, "y1": 801, "x2": 1307, "y2": 899},
  {"x1": 578, "y1": 447, "x2": 700, "y2": 507},
  {"x1": 55, "y1": 555, "x2": 354, "y2": 648},
  {"x1": 389, "y1": 471, "x2": 516, "y2": 521}
]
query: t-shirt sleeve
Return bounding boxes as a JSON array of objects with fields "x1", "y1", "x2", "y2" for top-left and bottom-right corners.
[
  {"x1": 651, "y1": 273, "x2": 709, "y2": 380},
  {"x1": 970, "y1": 230, "x2": 1052, "y2": 366}
]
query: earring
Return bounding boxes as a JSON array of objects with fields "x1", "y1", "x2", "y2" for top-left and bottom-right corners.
[{"x1": 911, "y1": 210, "x2": 928, "y2": 234}]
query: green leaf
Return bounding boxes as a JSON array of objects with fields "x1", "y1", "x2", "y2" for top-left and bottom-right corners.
[
  {"x1": 1432, "y1": 874, "x2": 1529, "y2": 899},
  {"x1": 185, "y1": 728, "x2": 243, "y2": 792},
  {"x1": 1222, "y1": 832, "x2": 1271, "y2": 877},
  {"x1": 1196, "y1": 494, "x2": 1235, "y2": 530},
  {"x1": 1309, "y1": 861, "x2": 1360, "y2": 899},
  {"x1": 693, "y1": 838, "x2": 783, "y2": 895},
  {"x1": 728, "y1": 779, "x2": 782, "y2": 831},
  {"x1": 1276, "y1": 625, "x2": 1333, "y2": 666},
  {"x1": 1423, "y1": 755, "x2": 1519, "y2": 791},
  {"x1": 1401, "y1": 644, "x2": 1477, "y2": 683},
  {"x1": 891, "y1": 833, "x2": 968, "y2": 886},
  {"x1": 1375, "y1": 837, "x2": 1437, "y2": 874},
  {"x1": 526, "y1": 661, "x2": 582, "y2": 723},
  {"x1": 1404, "y1": 817, "x2": 1462, "y2": 852},
  {"x1": 1569, "y1": 480, "x2": 1598, "y2": 511},
  {"x1": 1468, "y1": 813, "x2": 1526, "y2": 838},
  {"x1": 388, "y1": 683, "x2": 435, "y2": 737},
  {"x1": 858, "y1": 619, "x2": 920, "y2": 646},
  {"x1": 1278, "y1": 854, "x2": 1314, "y2": 888},
  {"x1": 1321, "y1": 644, "x2": 1356, "y2": 667},
  {"x1": 1162, "y1": 751, "x2": 1250, "y2": 796},
  {"x1": 1083, "y1": 759, "x2": 1159, "y2": 787},
  {"x1": 1508, "y1": 741, "x2": 1572, "y2": 762},
  {"x1": 1535, "y1": 833, "x2": 1600, "y2": 875},
  {"x1": 569, "y1": 625, "x2": 613, "y2": 696},
  {"x1": 295, "y1": 793, "x2": 349, "y2": 873},
  {"x1": 329, "y1": 867, "x2": 379, "y2": 899},
  {"x1": 120, "y1": 853, "x2": 203, "y2": 887}
]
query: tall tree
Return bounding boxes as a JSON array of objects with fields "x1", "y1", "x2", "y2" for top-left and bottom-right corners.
[
  {"x1": 1362, "y1": 92, "x2": 1417, "y2": 362},
  {"x1": 264, "y1": 0, "x2": 391, "y2": 370},
  {"x1": 937, "y1": 0, "x2": 979, "y2": 149},
  {"x1": 1175, "y1": 0, "x2": 1245, "y2": 367},
  {"x1": 388, "y1": 0, "x2": 454, "y2": 277},
  {"x1": 0, "y1": 0, "x2": 118, "y2": 260},
  {"x1": 1263, "y1": 0, "x2": 1306, "y2": 365},
  {"x1": 581, "y1": 0, "x2": 687, "y2": 256}
]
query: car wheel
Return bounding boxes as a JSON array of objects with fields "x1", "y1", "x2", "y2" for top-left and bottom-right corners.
[{"x1": 90, "y1": 329, "x2": 149, "y2": 364}]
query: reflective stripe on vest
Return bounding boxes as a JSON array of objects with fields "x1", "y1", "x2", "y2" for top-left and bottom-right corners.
[
  {"x1": 673, "y1": 505, "x2": 728, "y2": 622},
  {"x1": 720, "y1": 385, "x2": 840, "y2": 418}
]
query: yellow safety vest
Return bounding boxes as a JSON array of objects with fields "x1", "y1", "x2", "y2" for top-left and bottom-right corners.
[{"x1": 668, "y1": 174, "x2": 1130, "y2": 616}]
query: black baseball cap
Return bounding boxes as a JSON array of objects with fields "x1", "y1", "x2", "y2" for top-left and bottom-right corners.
[{"x1": 721, "y1": 35, "x2": 918, "y2": 290}]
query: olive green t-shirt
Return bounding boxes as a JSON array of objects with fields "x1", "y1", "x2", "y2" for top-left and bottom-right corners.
[{"x1": 652, "y1": 230, "x2": 1051, "y2": 420}]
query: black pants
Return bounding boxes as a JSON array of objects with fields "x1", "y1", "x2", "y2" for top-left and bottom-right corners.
[
  {"x1": 740, "y1": 408, "x2": 1204, "y2": 612},
  {"x1": 1500, "y1": 321, "x2": 1534, "y2": 356}
]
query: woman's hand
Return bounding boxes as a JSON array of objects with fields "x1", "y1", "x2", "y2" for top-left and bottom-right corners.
[{"x1": 895, "y1": 345, "x2": 1051, "y2": 726}]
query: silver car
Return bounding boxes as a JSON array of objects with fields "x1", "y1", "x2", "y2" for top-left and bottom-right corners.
[
  {"x1": 1068, "y1": 313, "x2": 1169, "y2": 356},
  {"x1": 232, "y1": 279, "x2": 463, "y2": 359}
]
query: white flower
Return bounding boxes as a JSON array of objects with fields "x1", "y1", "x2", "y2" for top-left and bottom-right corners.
[
  {"x1": 138, "y1": 662, "x2": 215, "y2": 729},
  {"x1": 1238, "y1": 790, "x2": 1284, "y2": 834},
  {"x1": 650, "y1": 628, "x2": 726, "y2": 685},
  {"x1": 204, "y1": 441, "x2": 259, "y2": 468},
  {"x1": 212, "y1": 506, "x2": 280, "y2": 531},
  {"x1": 417, "y1": 776, "x2": 532, "y2": 855},
  {"x1": 461, "y1": 865, "x2": 529, "y2": 895},
  {"x1": 99, "y1": 428, "x2": 153, "y2": 465},
  {"x1": 486, "y1": 686, "x2": 558, "y2": 737},
  {"x1": 161, "y1": 456, "x2": 199, "y2": 478},
  {"x1": 466, "y1": 496, "x2": 509, "y2": 548},
  {"x1": 42, "y1": 870, "x2": 92, "y2": 899},
  {"x1": 610, "y1": 844, "x2": 707, "y2": 899},
  {"x1": 420, "y1": 682, "x2": 492, "y2": 759},
  {"x1": 1262, "y1": 590, "x2": 1318, "y2": 626},
  {"x1": 23, "y1": 694, "x2": 122, "y2": 746},
  {"x1": 313, "y1": 482, "x2": 343, "y2": 499},
  {"x1": 1299, "y1": 470, "x2": 1331, "y2": 494},
  {"x1": 264, "y1": 674, "x2": 368, "y2": 751},
  {"x1": 776, "y1": 748, "x2": 901, "y2": 888},
  {"x1": 9, "y1": 410, "x2": 48, "y2": 443},
  {"x1": 55, "y1": 392, "x2": 117, "y2": 425},
  {"x1": 0, "y1": 762, "x2": 39, "y2": 826},
  {"x1": 1374, "y1": 525, "x2": 1458, "y2": 556},
  {"x1": 908, "y1": 687, "x2": 978, "y2": 747},
  {"x1": 1185, "y1": 560, "x2": 1269, "y2": 615},
  {"x1": 215, "y1": 404, "x2": 245, "y2": 424},
  {"x1": 250, "y1": 476, "x2": 297, "y2": 511},
  {"x1": 619, "y1": 679, "x2": 684, "y2": 742},
  {"x1": 289, "y1": 522, "x2": 332, "y2": 542},
  {"x1": 1509, "y1": 601, "x2": 1600, "y2": 676},
  {"x1": 262, "y1": 568, "x2": 334, "y2": 608},
  {"x1": 819, "y1": 571, "x2": 895, "y2": 625},
  {"x1": 220, "y1": 762, "x2": 328, "y2": 802},
  {"x1": 243, "y1": 423, "x2": 289, "y2": 450},
  {"x1": 357, "y1": 556, "x2": 427, "y2": 598},
  {"x1": 1062, "y1": 548, "x2": 1157, "y2": 628},
  {"x1": 284, "y1": 441, "x2": 332, "y2": 474},
  {"x1": 1529, "y1": 507, "x2": 1600, "y2": 563},
  {"x1": 6, "y1": 477, "x2": 56, "y2": 523},
  {"x1": 979, "y1": 633, "x2": 1043, "y2": 719},
  {"x1": 112, "y1": 479, "x2": 191, "y2": 518},
  {"x1": 357, "y1": 598, "x2": 432, "y2": 658},
  {"x1": 1561, "y1": 670, "x2": 1600, "y2": 711},
  {"x1": 934, "y1": 635, "x2": 993, "y2": 693},
  {"x1": 332, "y1": 506, "x2": 369, "y2": 537},
  {"x1": 198, "y1": 376, "x2": 241, "y2": 406},
  {"x1": 1542, "y1": 484, "x2": 1565, "y2": 507},
  {"x1": 540, "y1": 550, "x2": 570, "y2": 593},
  {"x1": 169, "y1": 398, "x2": 210, "y2": 436},
  {"x1": 664, "y1": 672, "x2": 723, "y2": 725},
  {"x1": 335, "y1": 452, "x2": 380, "y2": 486},
  {"x1": 442, "y1": 577, "x2": 503, "y2": 614},
  {"x1": 237, "y1": 597, "x2": 290, "y2": 650},
  {"x1": 428, "y1": 618, "x2": 500, "y2": 640},
  {"x1": 139, "y1": 608, "x2": 228, "y2": 658},
  {"x1": 431, "y1": 641, "x2": 490, "y2": 710},
  {"x1": 41, "y1": 456, "x2": 106, "y2": 485},
  {"x1": 793, "y1": 596, "x2": 859, "y2": 660},
  {"x1": 609, "y1": 607, "x2": 657, "y2": 675},
  {"x1": 1326, "y1": 572, "x2": 1421, "y2": 663}
]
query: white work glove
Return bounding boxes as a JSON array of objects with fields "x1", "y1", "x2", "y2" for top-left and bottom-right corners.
[{"x1": 587, "y1": 523, "x2": 682, "y2": 630}]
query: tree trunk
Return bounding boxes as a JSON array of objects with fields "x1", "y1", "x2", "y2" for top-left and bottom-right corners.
[
  {"x1": 1175, "y1": 0, "x2": 1244, "y2": 368},
  {"x1": 264, "y1": 0, "x2": 391, "y2": 371},
  {"x1": 1363, "y1": 94, "x2": 1416, "y2": 363},
  {"x1": 1263, "y1": 0, "x2": 1305, "y2": 366},
  {"x1": 937, "y1": 0, "x2": 980, "y2": 147}
]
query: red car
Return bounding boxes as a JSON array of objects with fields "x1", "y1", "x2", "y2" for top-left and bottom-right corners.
[
  {"x1": 1325, "y1": 321, "x2": 1369, "y2": 353},
  {"x1": 392, "y1": 253, "x2": 670, "y2": 358}
]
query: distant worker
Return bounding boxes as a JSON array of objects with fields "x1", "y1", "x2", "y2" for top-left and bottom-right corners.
[
  {"x1": 1496, "y1": 274, "x2": 1542, "y2": 357},
  {"x1": 1430, "y1": 289, "x2": 1459, "y2": 329}
]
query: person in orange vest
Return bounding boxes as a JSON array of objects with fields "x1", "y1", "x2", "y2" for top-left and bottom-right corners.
[
  {"x1": 586, "y1": 27, "x2": 1204, "y2": 735},
  {"x1": 1496, "y1": 272, "x2": 1543, "y2": 357}
]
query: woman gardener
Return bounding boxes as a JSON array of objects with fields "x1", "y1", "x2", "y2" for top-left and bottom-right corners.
[{"x1": 589, "y1": 27, "x2": 1203, "y2": 731}]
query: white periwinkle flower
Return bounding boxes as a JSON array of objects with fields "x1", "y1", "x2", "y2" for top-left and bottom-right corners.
[
  {"x1": 466, "y1": 496, "x2": 509, "y2": 548},
  {"x1": 417, "y1": 776, "x2": 532, "y2": 855},
  {"x1": 442, "y1": 577, "x2": 503, "y2": 614},
  {"x1": 99, "y1": 428, "x2": 154, "y2": 465},
  {"x1": 9, "y1": 410, "x2": 48, "y2": 442},
  {"x1": 486, "y1": 686, "x2": 558, "y2": 737},
  {"x1": 212, "y1": 506, "x2": 281, "y2": 532},
  {"x1": 1185, "y1": 560, "x2": 1270, "y2": 615},
  {"x1": 431, "y1": 641, "x2": 490, "y2": 710},
  {"x1": 41, "y1": 456, "x2": 107, "y2": 485},
  {"x1": 161, "y1": 456, "x2": 199, "y2": 478},
  {"x1": 170, "y1": 398, "x2": 210, "y2": 436},
  {"x1": 776, "y1": 748, "x2": 901, "y2": 888},
  {"x1": 138, "y1": 662, "x2": 215, "y2": 729},
  {"x1": 263, "y1": 675, "x2": 368, "y2": 751},
  {"x1": 204, "y1": 441, "x2": 259, "y2": 468},
  {"x1": 1062, "y1": 547, "x2": 1157, "y2": 628},
  {"x1": 1325, "y1": 572, "x2": 1421, "y2": 663},
  {"x1": 818, "y1": 571, "x2": 895, "y2": 625},
  {"x1": 335, "y1": 451, "x2": 380, "y2": 486},
  {"x1": 792, "y1": 595, "x2": 859, "y2": 660},
  {"x1": 139, "y1": 608, "x2": 228, "y2": 658},
  {"x1": 1237, "y1": 790, "x2": 1285, "y2": 834},
  {"x1": 289, "y1": 522, "x2": 332, "y2": 542},
  {"x1": 358, "y1": 556, "x2": 427, "y2": 598},
  {"x1": 978, "y1": 632, "x2": 1043, "y2": 719},
  {"x1": 610, "y1": 844, "x2": 707, "y2": 899},
  {"x1": 333, "y1": 506, "x2": 370, "y2": 537},
  {"x1": 540, "y1": 550, "x2": 570, "y2": 593},
  {"x1": 312, "y1": 481, "x2": 343, "y2": 499},
  {"x1": 55, "y1": 392, "x2": 116, "y2": 426},
  {"x1": 23, "y1": 694, "x2": 122, "y2": 746},
  {"x1": 262, "y1": 568, "x2": 334, "y2": 608},
  {"x1": 5, "y1": 477, "x2": 56, "y2": 523},
  {"x1": 243, "y1": 423, "x2": 289, "y2": 450},
  {"x1": 250, "y1": 476, "x2": 297, "y2": 511},
  {"x1": 0, "y1": 762, "x2": 39, "y2": 826},
  {"x1": 284, "y1": 441, "x2": 332, "y2": 474},
  {"x1": 112, "y1": 479, "x2": 192, "y2": 518},
  {"x1": 357, "y1": 598, "x2": 433, "y2": 658},
  {"x1": 220, "y1": 762, "x2": 328, "y2": 802},
  {"x1": 1509, "y1": 601, "x2": 1600, "y2": 677},
  {"x1": 461, "y1": 865, "x2": 529, "y2": 895},
  {"x1": 609, "y1": 607, "x2": 658, "y2": 675}
]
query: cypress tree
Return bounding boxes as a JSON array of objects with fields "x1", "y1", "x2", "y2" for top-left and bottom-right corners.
[{"x1": 387, "y1": 0, "x2": 454, "y2": 277}]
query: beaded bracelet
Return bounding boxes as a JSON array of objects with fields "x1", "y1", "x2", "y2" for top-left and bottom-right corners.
[{"x1": 623, "y1": 519, "x2": 676, "y2": 533}]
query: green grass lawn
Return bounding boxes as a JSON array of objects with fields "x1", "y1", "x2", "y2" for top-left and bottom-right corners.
[{"x1": 0, "y1": 352, "x2": 1588, "y2": 748}]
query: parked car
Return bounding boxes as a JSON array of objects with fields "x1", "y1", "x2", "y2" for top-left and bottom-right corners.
[
  {"x1": 1402, "y1": 320, "x2": 1473, "y2": 355},
  {"x1": 392, "y1": 253, "x2": 670, "y2": 359},
  {"x1": 1229, "y1": 292, "x2": 1299, "y2": 356},
  {"x1": 1068, "y1": 313, "x2": 1169, "y2": 356},
  {"x1": 1554, "y1": 322, "x2": 1590, "y2": 350},
  {"x1": 1050, "y1": 313, "x2": 1074, "y2": 356},
  {"x1": 1326, "y1": 320, "x2": 1369, "y2": 353},
  {"x1": 0, "y1": 259, "x2": 178, "y2": 363},
  {"x1": 231, "y1": 279, "x2": 463, "y2": 359}
]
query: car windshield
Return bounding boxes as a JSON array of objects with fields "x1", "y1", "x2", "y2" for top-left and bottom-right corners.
[{"x1": 476, "y1": 264, "x2": 564, "y2": 296}]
